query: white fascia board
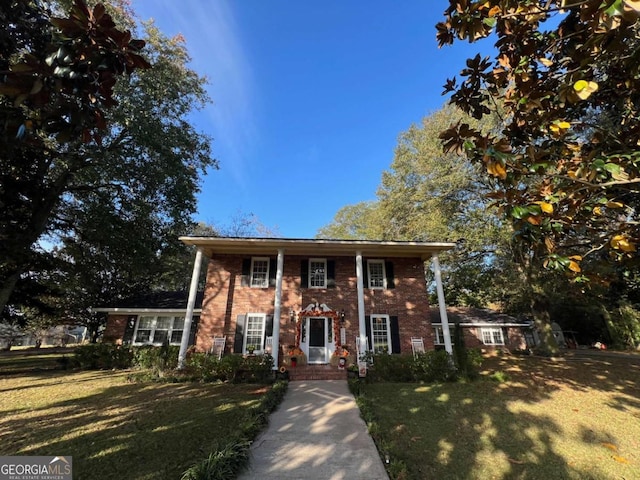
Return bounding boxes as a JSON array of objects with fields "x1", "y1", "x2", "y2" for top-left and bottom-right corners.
[{"x1": 92, "y1": 308, "x2": 202, "y2": 315}]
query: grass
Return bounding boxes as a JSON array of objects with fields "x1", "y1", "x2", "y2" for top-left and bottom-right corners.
[
  {"x1": 0, "y1": 352, "x2": 273, "y2": 479},
  {"x1": 0, "y1": 348, "x2": 75, "y2": 374},
  {"x1": 356, "y1": 352, "x2": 640, "y2": 480}
]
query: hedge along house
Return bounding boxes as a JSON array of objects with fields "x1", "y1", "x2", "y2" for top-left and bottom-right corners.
[{"x1": 100, "y1": 237, "x2": 457, "y2": 369}]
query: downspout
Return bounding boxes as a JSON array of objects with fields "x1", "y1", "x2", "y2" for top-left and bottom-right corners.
[
  {"x1": 355, "y1": 251, "x2": 368, "y2": 353},
  {"x1": 432, "y1": 253, "x2": 453, "y2": 355},
  {"x1": 271, "y1": 248, "x2": 284, "y2": 370},
  {"x1": 178, "y1": 247, "x2": 203, "y2": 369}
]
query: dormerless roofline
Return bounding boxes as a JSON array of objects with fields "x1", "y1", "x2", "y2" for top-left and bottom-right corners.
[{"x1": 178, "y1": 237, "x2": 457, "y2": 260}]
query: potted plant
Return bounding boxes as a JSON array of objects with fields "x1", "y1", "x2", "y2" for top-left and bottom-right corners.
[
  {"x1": 347, "y1": 364, "x2": 358, "y2": 379},
  {"x1": 247, "y1": 345, "x2": 256, "y2": 355}
]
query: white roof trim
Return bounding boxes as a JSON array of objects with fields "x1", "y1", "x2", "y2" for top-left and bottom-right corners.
[
  {"x1": 179, "y1": 236, "x2": 456, "y2": 259},
  {"x1": 92, "y1": 308, "x2": 202, "y2": 315},
  {"x1": 457, "y1": 322, "x2": 532, "y2": 328}
]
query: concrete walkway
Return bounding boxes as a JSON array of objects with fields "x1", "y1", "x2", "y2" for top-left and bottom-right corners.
[{"x1": 237, "y1": 380, "x2": 389, "y2": 480}]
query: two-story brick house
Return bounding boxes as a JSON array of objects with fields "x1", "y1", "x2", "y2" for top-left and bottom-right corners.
[{"x1": 100, "y1": 237, "x2": 457, "y2": 368}]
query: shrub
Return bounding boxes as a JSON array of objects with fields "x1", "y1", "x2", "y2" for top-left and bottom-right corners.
[
  {"x1": 411, "y1": 350, "x2": 457, "y2": 382},
  {"x1": 367, "y1": 354, "x2": 414, "y2": 382},
  {"x1": 185, "y1": 353, "x2": 274, "y2": 384},
  {"x1": 180, "y1": 439, "x2": 250, "y2": 480},
  {"x1": 132, "y1": 343, "x2": 180, "y2": 371},
  {"x1": 74, "y1": 344, "x2": 133, "y2": 370}
]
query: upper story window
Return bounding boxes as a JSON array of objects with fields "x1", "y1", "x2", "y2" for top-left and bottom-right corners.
[
  {"x1": 367, "y1": 260, "x2": 386, "y2": 289},
  {"x1": 250, "y1": 257, "x2": 270, "y2": 288},
  {"x1": 300, "y1": 259, "x2": 336, "y2": 289},
  {"x1": 309, "y1": 259, "x2": 327, "y2": 288}
]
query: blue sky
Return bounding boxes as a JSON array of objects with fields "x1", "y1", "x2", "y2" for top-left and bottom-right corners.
[{"x1": 131, "y1": 1, "x2": 491, "y2": 238}]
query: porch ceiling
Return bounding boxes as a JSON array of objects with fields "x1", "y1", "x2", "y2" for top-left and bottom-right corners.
[{"x1": 179, "y1": 236, "x2": 457, "y2": 260}]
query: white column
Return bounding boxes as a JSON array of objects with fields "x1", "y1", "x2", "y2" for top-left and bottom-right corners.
[
  {"x1": 355, "y1": 251, "x2": 368, "y2": 353},
  {"x1": 271, "y1": 248, "x2": 284, "y2": 370},
  {"x1": 432, "y1": 253, "x2": 453, "y2": 355},
  {"x1": 178, "y1": 248, "x2": 204, "y2": 369}
]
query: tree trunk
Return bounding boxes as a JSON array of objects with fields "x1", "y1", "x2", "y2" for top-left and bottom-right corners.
[{"x1": 531, "y1": 293, "x2": 559, "y2": 356}]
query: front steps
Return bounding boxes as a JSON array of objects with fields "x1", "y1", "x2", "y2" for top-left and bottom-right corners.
[{"x1": 287, "y1": 364, "x2": 348, "y2": 381}]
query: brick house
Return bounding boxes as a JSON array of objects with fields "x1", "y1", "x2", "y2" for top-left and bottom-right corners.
[
  {"x1": 430, "y1": 306, "x2": 536, "y2": 352},
  {"x1": 99, "y1": 237, "x2": 458, "y2": 368}
]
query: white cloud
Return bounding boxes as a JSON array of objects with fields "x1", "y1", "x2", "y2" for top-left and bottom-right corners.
[{"x1": 135, "y1": 0, "x2": 258, "y2": 190}]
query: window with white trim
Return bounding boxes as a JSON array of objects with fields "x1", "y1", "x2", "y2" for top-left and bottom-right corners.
[
  {"x1": 309, "y1": 258, "x2": 327, "y2": 288},
  {"x1": 250, "y1": 257, "x2": 269, "y2": 288},
  {"x1": 371, "y1": 314, "x2": 391, "y2": 353},
  {"x1": 133, "y1": 315, "x2": 185, "y2": 345},
  {"x1": 433, "y1": 325, "x2": 454, "y2": 345},
  {"x1": 244, "y1": 314, "x2": 266, "y2": 353},
  {"x1": 367, "y1": 260, "x2": 386, "y2": 289},
  {"x1": 481, "y1": 327, "x2": 505, "y2": 346}
]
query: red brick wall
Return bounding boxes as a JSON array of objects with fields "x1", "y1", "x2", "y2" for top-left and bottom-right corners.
[
  {"x1": 461, "y1": 326, "x2": 527, "y2": 351},
  {"x1": 198, "y1": 254, "x2": 433, "y2": 356},
  {"x1": 103, "y1": 314, "x2": 129, "y2": 344}
]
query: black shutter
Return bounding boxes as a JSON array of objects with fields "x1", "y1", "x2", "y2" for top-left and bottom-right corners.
[
  {"x1": 188, "y1": 315, "x2": 200, "y2": 346},
  {"x1": 385, "y1": 261, "x2": 395, "y2": 289},
  {"x1": 301, "y1": 260, "x2": 308, "y2": 288},
  {"x1": 241, "y1": 259, "x2": 251, "y2": 286},
  {"x1": 390, "y1": 316, "x2": 401, "y2": 354},
  {"x1": 269, "y1": 258, "x2": 277, "y2": 287},
  {"x1": 365, "y1": 315, "x2": 372, "y2": 350},
  {"x1": 122, "y1": 315, "x2": 137, "y2": 344},
  {"x1": 327, "y1": 260, "x2": 336, "y2": 288},
  {"x1": 234, "y1": 314, "x2": 246, "y2": 353},
  {"x1": 264, "y1": 315, "x2": 274, "y2": 349},
  {"x1": 363, "y1": 259, "x2": 369, "y2": 288}
]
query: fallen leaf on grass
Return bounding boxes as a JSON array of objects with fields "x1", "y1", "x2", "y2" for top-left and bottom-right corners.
[
  {"x1": 508, "y1": 458, "x2": 526, "y2": 465},
  {"x1": 602, "y1": 442, "x2": 618, "y2": 451},
  {"x1": 612, "y1": 455, "x2": 630, "y2": 464},
  {"x1": 410, "y1": 436, "x2": 422, "y2": 442}
]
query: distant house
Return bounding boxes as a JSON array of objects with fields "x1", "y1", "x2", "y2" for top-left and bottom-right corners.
[
  {"x1": 100, "y1": 237, "x2": 460, "y2": 368},
  {"x1": 431, "y1": 306, "x2": 537, "y2": 351},
  {"x1": 0, "y1": 323, "x2": 87, "y2": 349}
]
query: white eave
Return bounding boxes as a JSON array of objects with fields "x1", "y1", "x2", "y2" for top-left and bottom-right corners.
[
  {"x1": 179, "y1": 236, "x2": 457, "y2": 260},
  {"x1": 92, "y1": 308, "x2": 202, "y2": 315}
]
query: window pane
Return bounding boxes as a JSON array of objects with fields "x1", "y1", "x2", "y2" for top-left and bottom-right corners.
[
  {"x1": 170, "y1": 331, "x2": 183, "y2": 344},
  {"x1": 251, "y1": 259, "x2": 269, "y2": 287},
  {"x1": 135, "y1": 329, "x2": 151, "y2": 343},
  {"x1": 434, "y1": 327, "x2": 443, "y2": 344},
  {"x1": 309, "y1": 260, "x2": 326, "y2": 288},
  {"x1": 371, "y1": 316, "x2": 389, "y2": 353},
  {"x1": 493, "y1": 329, "x2": 503, "y2": 345},
  {"x1": 173, "y1": 317, "x2": 185, "y2": 330},
  {"x1": 245, "y1": 315, "x2": 264, "y2": 350},
  {"x1": 368, "y1": 261, "x2": 384, "y2": 288},
  {"x1": 156, "y1": 316, "x2": 172, "y2": 329},
  {"x1": 154, "y1": 330, "x2": 169, "y2": 344},
  {"x1": 138, "y1": 316, "x2": 154, "y2": 329}
]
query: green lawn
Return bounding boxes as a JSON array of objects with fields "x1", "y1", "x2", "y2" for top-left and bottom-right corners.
[
  {"x1": 0, "y1": 366, "x2": 270, "y2": 479},
  {"x1": 358, "y1": 353, "x2": 640, "y2": 480},
  {"x1": 0, "y1": 348, "x2": 75, "y2": 374}
]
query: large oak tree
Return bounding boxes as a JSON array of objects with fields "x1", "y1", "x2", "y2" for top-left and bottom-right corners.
[{"x1": 1, "y1": 1, "x2": 216, "y2": 323}]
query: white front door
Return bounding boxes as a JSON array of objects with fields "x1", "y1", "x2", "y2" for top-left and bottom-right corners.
[{"x1": 307, "y1": 317, "x2": 327, "y2": 364}]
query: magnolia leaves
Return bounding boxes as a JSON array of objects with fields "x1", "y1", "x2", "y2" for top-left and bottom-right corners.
[
  {"x1": 3, "y1": 0, "x2": 150, "y2": 145},
  {"x1": 438, "y1": 0, "x2": 640, "y2": 278}
]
